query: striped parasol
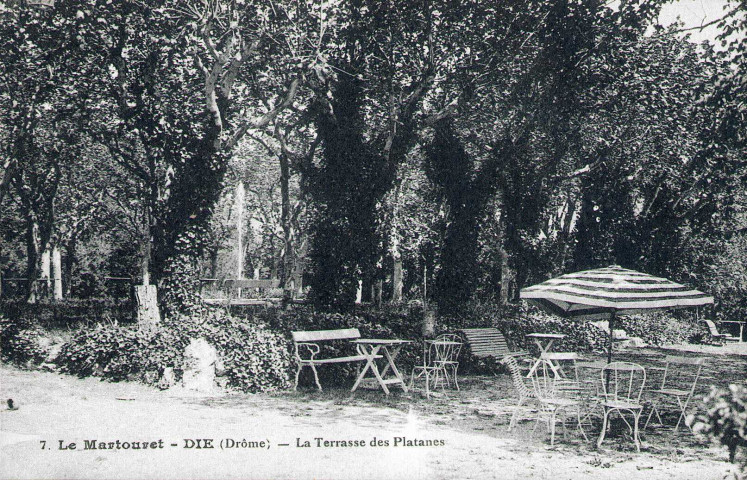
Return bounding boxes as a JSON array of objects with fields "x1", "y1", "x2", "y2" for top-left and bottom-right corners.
[{"x1": 520, "y1": 265, "x2": 714, "y2": 362}]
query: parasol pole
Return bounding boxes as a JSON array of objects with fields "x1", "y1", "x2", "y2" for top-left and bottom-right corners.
[
  {"x1": 607, "y1": 310, "x2": 616, "y2": 365},
  {"x1": 604, "y1": 310, "x2": 617, "y2": 393}
]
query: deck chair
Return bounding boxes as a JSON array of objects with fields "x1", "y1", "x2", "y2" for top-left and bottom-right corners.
[
  {"x1": 702, "y1": 320, "x2": 740, "y2": 344},
  {"x1": 501, "y1": 355, "x2": 537, "y2": 431},
  {"x1": 461, "y1": 328, "x2": 527, "y2": 362},
  {"x1": 598, "y1": 362, "x2": 646, "y2": 452},
  {"x1": 645, "y1": 356, "x2": 706, "y2": 432}
]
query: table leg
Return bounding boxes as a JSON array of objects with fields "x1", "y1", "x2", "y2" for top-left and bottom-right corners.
[
  {"x1": 379, "y1": 344, "x2": 402, "y2": 377},
  {"x1": 351, "y1": 345, "x2": 390, "y2": 395},
  {"x1": 352, "y1": 345, "x2": 377, "y2": 391},
  {"x1": 527, "y1": 339, "x2": 555, "y2": 378},
  {"x1": 381, "y1": 345, "x2": 408, "y2": 393}
]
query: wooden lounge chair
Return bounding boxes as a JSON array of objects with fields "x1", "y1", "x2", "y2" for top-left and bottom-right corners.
[
  {"x1": 461, "y1": 328, "x2": 527, "y2": 361},
  {"x1": 702, "y1": 320, "x2": 740, "y2": 345}
]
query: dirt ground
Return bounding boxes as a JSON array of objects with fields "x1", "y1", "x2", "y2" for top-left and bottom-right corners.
[{"x1": 1, "y1": 347, "x2": 745, "y2": 480}]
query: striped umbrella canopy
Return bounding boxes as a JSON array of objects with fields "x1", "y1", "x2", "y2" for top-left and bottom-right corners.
[{"x1": 520, "y1": 265, "x2": 714, "y2": 362}]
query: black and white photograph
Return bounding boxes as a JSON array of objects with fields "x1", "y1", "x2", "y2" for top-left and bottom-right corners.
[{"x1": 1, "y1": 0, "x2": 746, "y2": 478}]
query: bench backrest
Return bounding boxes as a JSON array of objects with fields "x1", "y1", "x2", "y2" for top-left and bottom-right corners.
[
  {"x1": 462, "y1": 328, "x2": 512, "y2": 358},
  {"x1": 223, "y1": 279, "x2": 281, "y2": 289},
  {"x1": 292, "y1": 328, "x2": 361, "y2": 343}
]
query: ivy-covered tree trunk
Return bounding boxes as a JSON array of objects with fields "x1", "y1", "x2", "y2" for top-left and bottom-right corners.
[
  {"x1": 425, "y1": 120, "x2": 487, "y2": 314},
  {"x1": 306, "y1": 75, "x2": 385, "y2": 306}
]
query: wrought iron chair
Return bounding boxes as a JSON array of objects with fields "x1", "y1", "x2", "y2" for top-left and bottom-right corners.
[
  {"x1": 410, "y1": 334, "x2": 462, "y2": 397},
  {"x1": 598, "y1": 362, "x2": 646, "y2": 452},
  {"x1": 529, "y1": 358, "x2": 589, "y2": 445},
  {"x1": 645, "y1": 356, "x2": 706, "y2": 432}
]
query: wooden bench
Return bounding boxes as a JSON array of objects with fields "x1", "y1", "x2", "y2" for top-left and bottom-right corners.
[
  {"x1": 461, "y1": 328, "x2": 528, "y2": 361},
  {"x1": 201, "y1": 278, "x2": 282, "y2": 307},
  {"x1": 291, "y1": 328, "x2": 381, "y2": 391}
]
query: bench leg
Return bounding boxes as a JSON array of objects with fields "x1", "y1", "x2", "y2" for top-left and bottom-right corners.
[
  {"x1": 295, "y1": 363, "x2": 323, "y2": 391},
  {"x1": 310, "y1": 364, "x2": 323, "y2": 391},
  {"x1": 294, "y1": 364, "x2": 302, "y2": 391}
]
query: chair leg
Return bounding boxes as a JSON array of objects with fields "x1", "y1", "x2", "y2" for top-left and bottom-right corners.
[
  {"x1": 509, "y1": 397, "x2": 524, "y2": 431},
  {"x1": 576, "y1": 407, "x2": 589, "y2": 442},
  {"x1": 435, "y1": 368, "x2": 446, "y2": 392},
  {"x1": 644, "y1": 401, "x2": 664, "y2": 430},
  {"x1": 453, "y1": 365, "x2": 460, "y2": 391},
  {"x1": 410, "y1": 367, "x2": 423, "y2": 391},
  {"x1": 644, "y1": 403, "x2": 655, "y2": 429},
  {"x1": 633, "y1": 410, "x2": 642, "y2": 452},
  {"x1": 550, "y1": 410, "x2": 557, "y2": 446},
  {"x1": 620, "y1": 412, "x2": 633, "y2": 435},
  {"x1": 674, "y1": 396, "x2": 690, "y2": 432},
  {"x1": 424, "y1": 370, "x2": 431, "y2": 399},
  {"x1": 597, "y1": 408, "x2": 610, "y2": 449}
]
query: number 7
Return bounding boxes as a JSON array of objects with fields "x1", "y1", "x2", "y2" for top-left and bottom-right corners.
[{"x1": 40, "y1": 440, "x2": 46, "y2": 449}]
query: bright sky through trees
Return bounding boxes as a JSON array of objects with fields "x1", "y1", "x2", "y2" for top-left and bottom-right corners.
[{"x1": 659, "y1": 0, "x2": 732, "y2": 45}]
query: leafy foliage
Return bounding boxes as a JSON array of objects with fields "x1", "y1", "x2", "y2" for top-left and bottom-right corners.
[
  {"x1": 175, "y1": 309, "x2": 293, "y2": 393},
  {"x1": 1, "y1": 299, "x2": 135, "y2": 328},
  {"x1": 0, "y1": 314, "x2": 49, "y2": 366},
  {"x1": 690, "y1": 385, "x2": 747, "y2": 468},
  {"x1": 56, "y1": 324, "x2": 185, "y2": 382},
  {"x1": 55, "y1": 307, "x2": 291, "y2": 392},
  {"x1": 618, "y1": 313, "x2": 704, "y2": 346}
]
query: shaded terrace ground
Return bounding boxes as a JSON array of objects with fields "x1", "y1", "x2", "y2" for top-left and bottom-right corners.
[{"x1": 1, "y1": 346, "x2": 745, "y2": 480}]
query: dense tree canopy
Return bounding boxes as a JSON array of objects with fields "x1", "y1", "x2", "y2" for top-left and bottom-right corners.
[{"x1": 1, "y1": 0, "x2": 745, "y2": 320}]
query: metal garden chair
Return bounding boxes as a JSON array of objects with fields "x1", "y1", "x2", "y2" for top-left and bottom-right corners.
[
  {"x1": 529, "y1": 358, "x2": 589, "y2": 445},
  {"x1": 597, "y1": 362, "x2": 646, "y2": 452},
  {"x1": 410, "y1": 334, "x2": 462, "y2": 397},
  {"x1": 644, "y1": 355, "x2": 706, "y2": 432}
]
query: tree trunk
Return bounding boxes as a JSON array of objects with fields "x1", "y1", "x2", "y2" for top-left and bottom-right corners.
[
  {"x1": 422, "y1": 304, "x2": 436, "y2": 338},
  {"x1": 26, "y1": 218, "x2": 41, "y2": 303},
  {"x1": 141, "y1": 237, "x2": 151, "y2": 286},
  {"x1": 392, "y1": 255, "x2": 403, "y2": 303},
  {"x1": 40, "y1": 248, "x2": 51, "y2": 294},
  {"x1": 135, "y1": 284, "x2": 160, "y2": 330},
  {"x1": 209, "y1": 247, "x2": 219, "y2": 279},
  {"x1": 52, "y1": 244, "x2": 62, "y2": 300},
  {"x1": 372, "y1": 279, "x2": 383, "y2": 308},
  {"x1": 355, "y1": 278, "x2": 363, "y2": 304},
  {"x1": 235, "y1": 182, "x2": 245, "y2": 280},
  {"x1": 280, "y1": 151, "x2": 294, "y2": 302},
  {"x1": 500, "y1": 244, "x2": 512, "y2": 305},
  {"x1": 63, "y1": 237, "x2": 75, "y2": 297}
]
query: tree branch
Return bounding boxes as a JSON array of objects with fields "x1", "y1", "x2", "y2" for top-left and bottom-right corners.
[{"x1": 226, "y1": 77, "x2": 300, "y2": 150}]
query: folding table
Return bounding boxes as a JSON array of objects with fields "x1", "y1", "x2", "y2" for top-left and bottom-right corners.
[
  {"x1": 351, "y1": 339, "x2": 411, "y2": 395},
  {"x1": 525, "y1": 333, "x2": 566, "y2": 378}
]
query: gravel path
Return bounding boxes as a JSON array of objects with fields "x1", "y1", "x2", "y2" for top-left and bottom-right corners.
[{"x1": 0, "y1": 365, "x2": 740, "y2": 479}]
